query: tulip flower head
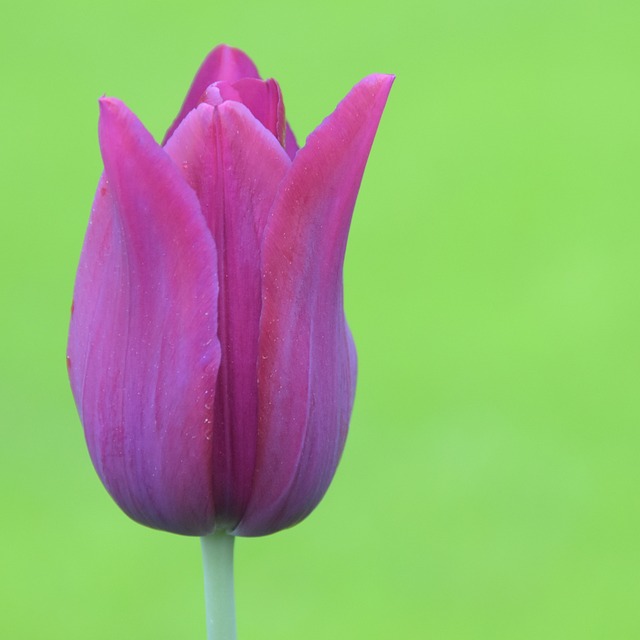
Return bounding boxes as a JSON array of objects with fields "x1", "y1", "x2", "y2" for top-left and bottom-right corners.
[{"x1": 67, "y1": 45, "x2": 393, "y2": 539}]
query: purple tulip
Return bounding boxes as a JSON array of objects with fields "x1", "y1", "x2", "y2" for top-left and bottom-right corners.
[{"x1": 67, "y1": 45, "x2": 393, "y2": 537}]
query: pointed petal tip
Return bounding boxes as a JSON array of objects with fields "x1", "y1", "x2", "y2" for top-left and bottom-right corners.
[
  {"x1": 368, "y1": 72, "x2": 396, "y2": 83},
  {"x1": 98, "y1": 95, "x2": 118, "y2": 111},
  {"x1": 97, "y1": 96, "x2": 130, "y2": 126},
  {"x1": 97, "y1": 97, "x2": 137, "y2": 155},
  {"x1": 361, "y1": 73, "x2": 395, "y2": 99}
]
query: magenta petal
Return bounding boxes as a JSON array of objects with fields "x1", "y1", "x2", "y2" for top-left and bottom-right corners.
[
  {"x1": 198, "y1": 78, "x2": 286, "y2": 146},
  {"x1": 284, "y1": 124, "x2": 299, "y2": 160},
  {"x1": 164, "y1": 101, "x2": 291, "y2": 528},
  {"x1": 67, "y1": 98, "x2": 220, "y2": 535},
  {"x1": 235, "y1": 74, "x2": 394, "y2": 536},
  {"x1": 163, "y1": 44, "x2": 261, "y2": 144},
  {"x1": 200, "y1": 82, "x2": 242, "y2": 107},
  {"x1": 232, "y1": 78, "x2": 286, "y2": 145}
]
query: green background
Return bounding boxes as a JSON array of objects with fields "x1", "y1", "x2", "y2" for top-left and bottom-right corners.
[{"x1": 2, "y1": 0, "x2": 640, "y2": 637}]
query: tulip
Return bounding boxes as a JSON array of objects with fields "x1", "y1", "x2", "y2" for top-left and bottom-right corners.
[{"x1": 67, "y1": 45, "x2": 393, "y2": 540}]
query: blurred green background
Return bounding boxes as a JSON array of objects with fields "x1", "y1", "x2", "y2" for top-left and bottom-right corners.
[{"x1": 2, "y1": 0, "x2": 640, "y2": 637}]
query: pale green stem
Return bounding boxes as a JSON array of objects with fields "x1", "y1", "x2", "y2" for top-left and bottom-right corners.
[{"x1": 200, "y1": 531, "x2": 236, "y2": 640}]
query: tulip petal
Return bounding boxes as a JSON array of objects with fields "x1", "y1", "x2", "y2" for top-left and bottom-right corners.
[
  {"x1": 67, "y1": 98, "x2": 220, "y2": 535},
  {"x1": 200, "y1": 82, "x2": 242, "y2": 107},
  {"x1": 163, "y1": 45, "x2": 300, "y2": 159},
  {"x1": 163, "y1": 44, "x2": 260, "y2": 145},
  {"x1": 236, "y1": 74, "x2": 394, "y2": 536},
  {"x1": 199, "y1": 78, "x2": 287, "y2": 146},
  {"x1": 232, "y1": 78, "x2": 286, "y2": 146},
  {"x1": 164, "y1": 100, "x2": 291, "y2": 529},
  {"x1": 284, "y1": 124, "x2": 299, "y2": 160}
]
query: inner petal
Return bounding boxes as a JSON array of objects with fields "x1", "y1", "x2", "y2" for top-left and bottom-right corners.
[
  {"x1": 232, "y1": 78, "x2": 286, "y2": 146},
  {"x1": 164, "y1": 101, "x2": 291, "y2": 528},
  {"x1": 198, "y1": 78, "x2": 286, "y2": 147}
]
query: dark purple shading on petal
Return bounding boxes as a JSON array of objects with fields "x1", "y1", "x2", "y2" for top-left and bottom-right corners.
[
  {"x1": 164, "y1": 101, "x2": 291, "y2": 529},
  {"x1": 235, "y1": 74, "x2": 394, "y2": 536},
  {"x1": 67, "y1": 98, "x2": 220, "y2": 535},
  {"x1": 284, "y1": 124, "x2": 299, "y2": 160},
  {"x1": 163, "y1": 44, "x2": 260, "y2": 145}
]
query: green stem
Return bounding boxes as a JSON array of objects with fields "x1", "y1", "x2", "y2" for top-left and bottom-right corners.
[{"x1": 200, "y1": 531, "x2": 236, "y2": 640}]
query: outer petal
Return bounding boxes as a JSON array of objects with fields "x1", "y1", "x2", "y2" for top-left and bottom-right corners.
[
  {"x1": 235, "y1": 74, "x2": 394, "y2": 536},
  {"x1": 164, "y1": 100, "x2": 291, "y2": 529},
  {"x1": 67, "y1": 98, "x2": 220, "y2": 535},
  {"x1": 163, "y1": 45, "x2": 260, "y2": 144}
]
